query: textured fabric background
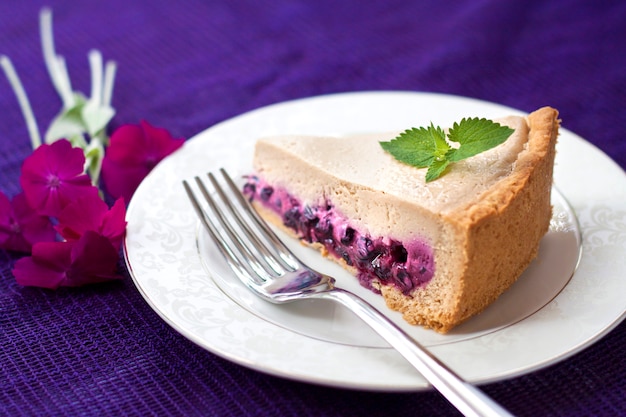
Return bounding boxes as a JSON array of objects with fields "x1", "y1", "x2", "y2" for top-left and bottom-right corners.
[{"x1": 1, "y1": 1, "x2": 624, "y2": 416}]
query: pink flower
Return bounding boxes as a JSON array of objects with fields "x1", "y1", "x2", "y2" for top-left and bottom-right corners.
[
  {"x1": 12, "y1": 231, "x2": 122, "y2": 289},
  {"x1": 11, "y1": 193, "x2": 128, "y2": 289},
  {"x1": 5, "y1": 136, "x2": 134, "y2": 289},
  {"x1": 20, "y1": 140, "x2": 99, "y2": 217},
  {"x1": 0, "y1": 191, "x2": 56, "y2": 253},
  {"x1": 10, "y1": 194, "x2": 126, "y2": 289},
  {"x1": 102, "y1": 120, "x2": 184, "y2": 202},
  {"x1": 56, "y1": 194, "x2": 127, "y2": 251}
]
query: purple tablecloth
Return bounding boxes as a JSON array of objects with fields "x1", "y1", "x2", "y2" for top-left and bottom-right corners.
[{"x1": 1, "y1": 1, "x2": 624, "y2": 416}]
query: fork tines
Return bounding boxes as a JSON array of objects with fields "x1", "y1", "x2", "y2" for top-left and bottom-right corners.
[{"x1": 182, "y1": 169, "x2": 298, "y2": 284}]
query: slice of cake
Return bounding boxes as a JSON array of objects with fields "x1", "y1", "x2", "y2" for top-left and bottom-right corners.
[{"x1": 243, "y1": 107, "x2": 559, "y2": 333}]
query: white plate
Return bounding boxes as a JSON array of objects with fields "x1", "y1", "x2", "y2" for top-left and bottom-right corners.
[{"x1": 124, "y1": 91, "x2": 626, "y2": 391}]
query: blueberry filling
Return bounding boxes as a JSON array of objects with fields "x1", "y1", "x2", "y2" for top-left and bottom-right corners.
[
  {"x1": 260, "y1": 186, "x2": 274, "y2": 202},
  {"x1": 243, "y1": 176, "x2": 434, "y2": 295},
  {"x1": 340, "y1": 227, "x2": 355, "y2": 245}
]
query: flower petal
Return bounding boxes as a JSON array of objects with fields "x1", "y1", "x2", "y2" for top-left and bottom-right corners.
[
  {"x1": 13, "y1": 232, "x2": 122, "y2": 289},
  {"x1": 100, "y1": 198, "x2": 127, "y2": 251},
  {"x1": 101, "y1": 157, "x2": 149, "y2": 203},
  {"x1": 13, "y1": 257, "x2": 65, "y2": 289},
  {"x1": 0, "y1": 193, "x2": 33, "y2": 253},
  {"x1": 13, "y1": 193, "x2": 57, "y2": 248},
  {"x1": 101, "y1": 122, "x2": 184, "y2": 202},
  {"x1": 65, "y1": 231, "x2": 122, "y2": 286},
  {"x1": 140, "y1": 120, "x2": 185, "y2": 158},
  {"x1": 104, "y1": 124, "x2": 148, "y2": 164},
  {"x1": 12, "y1": 241, "x2": 72, "y2": 289},
  {"x1": 20, "y1": 140, "x2": 98, "y2": 217},
  {"x1": 44, "y1": 138, "x2": 88, "y2": 179},
  {"x1": 0, "y1": 192, "x2": 56, "y2": 253},
  {"x1": 56, "y1": 195, "x2": 126, "y2": 252},
  {"x1": 56, "y1": 193, "x2": 108, "y2": 240}
]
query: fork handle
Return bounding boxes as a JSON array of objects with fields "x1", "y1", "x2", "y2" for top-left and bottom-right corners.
[{"x1": 318, "y1": 288, "x2": 514, "y2": 417}]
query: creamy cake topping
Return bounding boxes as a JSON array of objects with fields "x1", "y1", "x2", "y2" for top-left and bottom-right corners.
[
  {"x1": 256, "y1": 116, "x2": 527, "y2": 214},
  {"x1": 251, "y1": 116, "x2": 528, "y2": 241}
]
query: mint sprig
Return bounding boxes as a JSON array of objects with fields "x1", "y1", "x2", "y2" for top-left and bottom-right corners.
[{"x1": 380, "y1": 118, "x2": 514, "y2": 182}]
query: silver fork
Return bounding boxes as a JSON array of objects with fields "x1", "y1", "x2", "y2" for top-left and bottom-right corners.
[{"x1": 183, "y1": 169, "x2": 514, "y2": 417}]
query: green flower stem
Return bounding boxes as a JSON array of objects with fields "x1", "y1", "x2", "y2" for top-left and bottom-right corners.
[
  {"x1": 0, "y1": 56, "x2": 42, "y2": 149},
  {"x1": 88, "y1": 50, "x2": 103, "y2": 106},
  {"x1": 84, "y1": 136, "x2": 105, "y2": 187},
  {"x1": 102, "y1": 61, "x2": 117, "y2": 108},
  {"x1": 40, "y1": 8, "x2": 75, "y2": 109}
]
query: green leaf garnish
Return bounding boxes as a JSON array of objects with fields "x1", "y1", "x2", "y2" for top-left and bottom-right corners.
[
  {"x1": 380, "y1": 117, "x2": 514, "y2": 182},
  {"x1": 425, "y1": 158, "x2": 450, "y2": 182}
]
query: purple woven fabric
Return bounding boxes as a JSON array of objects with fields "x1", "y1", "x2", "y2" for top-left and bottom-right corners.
[{"x1": 1, "y1": 1, "x2": 624, "y2": 416}]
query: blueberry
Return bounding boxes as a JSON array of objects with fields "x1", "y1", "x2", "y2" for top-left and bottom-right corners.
[
  {"x1": 242, "y1": 182, "x2": 256, "y2": 198},
  {"x1": 313, "y1": 216, "x2": 333, "y2": 242},
  {"x1": 302, "y1": 205, "x2": 317, "y2": 221},
  {"x1": 340, "y1": 227, "x2": 355, "y2": 245},
  {"x1": 303, "y1": 223, "x2": 320, "y2": 243},
  {"x1": 260, "y1": 186, "x2": 273, "y2": 201},
  {"x1": 335, "y1": 246, "x2": 353, "y2": 266},
  {"x1": 299, "y1": 206, "x2": 318, "y2": 231},
  {"x1": 374, "y1": 266, "x2": 392, "y2": 282},
  {"x1": 394, "y1": 269, "x2": 414, "y2": 294},
  {"x1": 283, "y1": 207, "x2": 300, "y2": 230},
  {"x1": 389, "y1": 241, "x2": 407, "y2": 264},
  {"x1": 356, "y1": 237, "x2": 381, "y2": 261},
  {"x1": 356, "y1": 237, "x2": 372, "y2": 258}
]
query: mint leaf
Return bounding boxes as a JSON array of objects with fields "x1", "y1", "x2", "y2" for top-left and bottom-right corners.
[
  {"x1": 447, "y1": 118, "x2": 514, "y2": 162},
  {"x1": 380, "y1": 125, "x2": 449, "y2": 168},
  {"x1": 380, "y1": 117, "x2": 514, "y2": 182},
  {"x1": 429, "y1": 123, "x2": 451, "y2": 160},
  {"x1": 425, "y1": 158, "x2": 450, "y2": 182}
]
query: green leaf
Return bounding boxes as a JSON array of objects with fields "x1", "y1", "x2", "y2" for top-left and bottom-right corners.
[
  {"x1": 45, "y1": 112, "x2": 86, "y2": 145},
  {"x1": 44, "y1": 92, "x2": 115, "y2": 145},
  {"x1": 425, "y1": 158, "x2": 450, "y2": 182},
  {"x1": 82, "y1": 102, "x2": 115, "y2": 137},
  {"x1": 430, "y1": 123, "x2": 451, "y2": 159},
  {"x1": 44, "y1": 94, "x2": 88, "y2": 144},
  {"x1": 447, "y1": 117, "x2": 514, "y2": 162},
  {"x1": 379, "y1": 125, "x2": 449, "y2": 168},
  {"x1": 379, "y1": 116, "x2": 515, "y2": 182}
]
